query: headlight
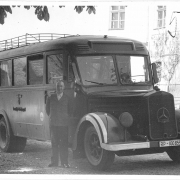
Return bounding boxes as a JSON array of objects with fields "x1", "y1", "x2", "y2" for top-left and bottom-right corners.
[{"x1": 119, "y1": 112, "x2": 133, "y2": 128}]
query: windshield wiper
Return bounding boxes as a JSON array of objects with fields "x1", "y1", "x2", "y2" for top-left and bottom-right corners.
[{"x1": 85, "y1": 80, "x2": 107, "y2": 85}]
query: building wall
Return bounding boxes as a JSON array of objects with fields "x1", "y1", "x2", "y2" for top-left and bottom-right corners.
[
  {"x1": 107, "y1": 4, "x2": 150, "y2": 43},
  {"x1": 99, "y1": 2, "x2": 180, "y2": 105}
]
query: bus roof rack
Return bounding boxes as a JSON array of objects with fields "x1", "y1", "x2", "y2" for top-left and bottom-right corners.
[{"x1": 0, "y1": 33, "x2": 79, "y2": 52}]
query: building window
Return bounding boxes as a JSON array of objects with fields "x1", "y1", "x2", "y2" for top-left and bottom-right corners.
[
  {"x1": 157, "y1": 6, "x2": 166, "y2": 28},
  {"x1": 110, "y1": 6, "x2": 125, "y2": 30}
]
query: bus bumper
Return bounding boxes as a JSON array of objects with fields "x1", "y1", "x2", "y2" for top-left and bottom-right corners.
[{"x1": 101, "y1": 139, "x2": 180, "y2": 151}]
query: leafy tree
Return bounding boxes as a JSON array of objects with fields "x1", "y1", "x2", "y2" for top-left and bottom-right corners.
[
  {"x1": 151, "y1": 31, "x2": 168, "y2": 82},
  {"x1": 151, "y1": 31, "x2": 180, "y2": 92},
  {"x1": 0, "y1": 6, "x2": 12, "y2": 24},
  {"x1": 0, "y1": 6, "x2": 96, "y2": 25}
]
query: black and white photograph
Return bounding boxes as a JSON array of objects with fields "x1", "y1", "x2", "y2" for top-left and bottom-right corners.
[{"x1": 0, "y1": 0, "x2": 180, "y2": 180}]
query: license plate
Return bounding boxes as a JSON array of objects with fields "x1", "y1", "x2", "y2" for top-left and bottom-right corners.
[{"x1": 159, "y1": 139, "x2": 180, "y2": 147}]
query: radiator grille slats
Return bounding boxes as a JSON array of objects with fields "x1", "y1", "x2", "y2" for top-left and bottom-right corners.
[{"x1": 148, "y1": 91, "x2": 177, "y2": 140}]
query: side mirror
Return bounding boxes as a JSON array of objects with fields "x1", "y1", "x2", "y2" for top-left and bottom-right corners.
[{"x1": 152, "y1": 63, "x2": 159, "y2": 84}]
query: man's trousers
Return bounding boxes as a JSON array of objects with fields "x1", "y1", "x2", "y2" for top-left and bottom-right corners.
[{"x1": 50, "y1": 125, "x2": 68, "y2": 165}]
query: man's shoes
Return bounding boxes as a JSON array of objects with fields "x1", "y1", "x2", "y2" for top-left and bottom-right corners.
[
  {"x1": 62, "y1": 164, "x2": 70, "y2": 168},
  {"x1": 48, "y1": 163, "x2": 58, "y2": 167}
]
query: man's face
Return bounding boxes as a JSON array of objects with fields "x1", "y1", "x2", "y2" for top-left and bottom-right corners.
[{"x1": 56, "y1": 81, "x2": 64, "y2": 94}]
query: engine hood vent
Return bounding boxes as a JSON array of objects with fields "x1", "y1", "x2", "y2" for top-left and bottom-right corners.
[{"x1": 77, "y1": 44, "x2": 90, "y2": 52}]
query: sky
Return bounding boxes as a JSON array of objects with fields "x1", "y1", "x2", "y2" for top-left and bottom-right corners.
[
  {"x1": 0, "y1": 5, "x2": 103, "y2": 41},
  {"x1": 0, "y1": 0, "x2": 125, "y2": 41},
  {"x1": 0, "y1": 1, "x2": 179, "y2": 42}
]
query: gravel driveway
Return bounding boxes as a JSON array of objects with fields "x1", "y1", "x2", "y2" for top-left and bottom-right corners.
[{"x1": 1, "y1": 139, "x2": 180, "y2": 179}]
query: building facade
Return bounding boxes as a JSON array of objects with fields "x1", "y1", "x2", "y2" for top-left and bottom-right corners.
[{"x1": 98, "y1": 2, "x2": 180, "y2": 106}]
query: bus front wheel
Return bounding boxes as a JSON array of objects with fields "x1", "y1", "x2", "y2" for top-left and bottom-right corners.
[
  {"x1": 84, "y1": 125, "x2": 115, "y2": 170},
  {"x1": 0, "y1": 117, "x2": 26, "y2": 152}
]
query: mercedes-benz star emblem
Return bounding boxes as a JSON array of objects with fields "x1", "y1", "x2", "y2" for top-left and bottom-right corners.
[{"x1": 157, "y1": 107, "x2": 170, "y2": 123}]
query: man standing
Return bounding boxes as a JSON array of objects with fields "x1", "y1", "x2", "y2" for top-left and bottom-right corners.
[{"x1": 46, "y1": 80, "x2": 70, "y2": 168}]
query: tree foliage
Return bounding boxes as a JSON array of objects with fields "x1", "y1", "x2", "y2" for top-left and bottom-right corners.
[
  {"x1": 0, "y1": 6, "x2": 96, "y2": 25},
  {"x1": 151, "y1": 31, "x2": 180, "y2": 92},
  {"x1": 74, "y1": 6, "x2": 96, "y2": 14},
  {"x1": 0, "y1": 6, "x2": 12, "y2": 24}
]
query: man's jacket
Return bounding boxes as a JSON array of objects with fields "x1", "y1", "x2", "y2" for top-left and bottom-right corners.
[{"x1": 46, "y1": 93, "x2": 70, "y2": 126}]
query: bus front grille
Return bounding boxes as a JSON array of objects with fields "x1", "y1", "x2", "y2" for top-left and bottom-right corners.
[{"x1": 148, "y1": 91, "x2": 178, "y2": 140}]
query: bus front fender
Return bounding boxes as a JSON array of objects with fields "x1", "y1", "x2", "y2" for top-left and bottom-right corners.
[{"x1": 72, "y1": 112, "x2": 125, "y2": 150}]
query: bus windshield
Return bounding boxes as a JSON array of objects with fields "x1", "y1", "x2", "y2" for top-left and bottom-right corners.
[
  {"x1": 76, "y1": 55, "x2": 150, "y2": 86},
  {"x1": 76, "y1": 56, "x2": 117, "y2": 86},
  {"x1": 116, "y1": 55, "x2": 150, "y2": 84}
]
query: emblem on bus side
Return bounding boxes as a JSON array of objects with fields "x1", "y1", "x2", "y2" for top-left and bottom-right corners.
[
  {"x1": 13, "y1": 107, "x2": 26, "y2": 112},
  {"x1": 17, "y1": 94, "x2": 23, "y2": 105},
  {"x1": 13, "y1": 94, "x2": 26, "y2": 112}
]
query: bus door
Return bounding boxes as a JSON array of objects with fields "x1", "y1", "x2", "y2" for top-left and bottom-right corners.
[
  {"x1": 10, "y1": 56, "x2": 29, "y2": 138},
  {"x1": 44, "y1": 50, "x2": 65, "y2": 139},
  {"x1": 25, "y1": 54, "x2": 46, "y2": 140},
  {"x1": 11, "y1": 55, "x2": 46, "y2": 139}
]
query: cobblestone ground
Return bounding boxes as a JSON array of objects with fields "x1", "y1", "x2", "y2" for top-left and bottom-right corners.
[
  {"x1": 0, "y1": 139, "x2": 180, "y2": 180},
  {"x1": 0, "y1": 139, "x2": 90, "y2": 174}
]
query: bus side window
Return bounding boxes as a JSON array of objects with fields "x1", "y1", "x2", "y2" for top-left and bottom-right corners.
[
  {"x1": 0, "y1": 60, "x2": 12, "y2": 87},
  {"x1": 47, "y1": 54, "x2": 63, "y2": 84},
  {"x1": 13, "y1": 57, "x2": 27, "y2": 86},
  {"x1": 28, "y1": 56, "x2": 43, "y2": 85}
]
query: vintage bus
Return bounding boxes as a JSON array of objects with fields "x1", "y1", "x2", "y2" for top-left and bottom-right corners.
[{"x1": 0, "y1": 33, "x2": 180, "y2": 170}]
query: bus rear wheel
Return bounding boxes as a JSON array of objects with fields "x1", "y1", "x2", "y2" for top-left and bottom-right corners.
[
  {"x1": 84, "y1": 125, "x2": 115, "y2": 170},
  {"x1": 0, "y1": 117, "x2": 26, "y2": 152}
]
